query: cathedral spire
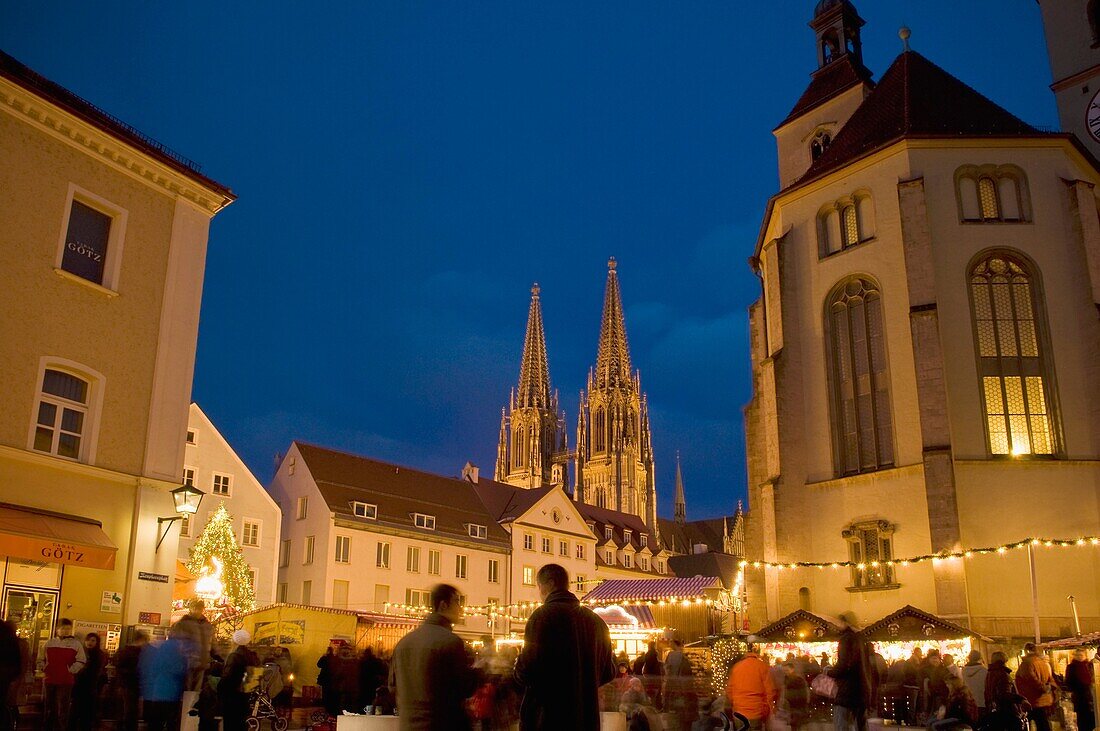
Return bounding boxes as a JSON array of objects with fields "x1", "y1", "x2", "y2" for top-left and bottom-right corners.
[
  {"x1": 595, "y1": 258, "x2": 633, "y2": 390},
  {"x1": 517, "y1": 283, "x2": 552, "y2": 408},
  {"x1": 674, "y1": 451, "x2": 686, "y2": 524}
]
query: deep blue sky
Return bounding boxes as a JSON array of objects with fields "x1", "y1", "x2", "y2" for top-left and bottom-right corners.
[{"x1": 3, "y1": 2, "x2": 1056, "y2": 518}]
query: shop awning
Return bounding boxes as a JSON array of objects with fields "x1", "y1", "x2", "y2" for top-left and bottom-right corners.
[
  {"x1": 582, "y1": 575, "x2": 722, "y2": 604},
  {"x1": 1039, "y1": 632, "x2": 1100, "y2": 651},
  {"x1": 0, "y1": 503, "x2": 116, "y2": 570}
]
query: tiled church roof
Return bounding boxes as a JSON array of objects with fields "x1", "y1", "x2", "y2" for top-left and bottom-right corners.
[{"x1": 778, "y1": 54, "x2": 873, "y2": 128}]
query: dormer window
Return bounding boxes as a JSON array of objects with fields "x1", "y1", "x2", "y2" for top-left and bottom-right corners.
[
  {"x1": 623, "y1": 529, "x2": 632, "y2": 544},
  {"x1": 352, "y1": 502, "x2": 377, "y2": 520},
  {"x1": 467, "y1": 524, "x2": 487, "y2": 539},
  {"x1": 623, "y1": 553, "x2": 633, "y2": 568},
  {"x1": 604, "y1": 526, "x2": 613, "y2": 542},
  {"x1": 640, "y1": 534, "x2": 648, "y2": 549},
  {"x1": 413, "y1": 513, "x2": 436, "y2": 530},
  {"x1": 605, "y1": 550, "x2": 615, "y2": 564}
]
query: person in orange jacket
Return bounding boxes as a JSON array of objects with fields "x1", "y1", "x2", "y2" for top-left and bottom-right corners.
[{"x1": 727, "y1": 643, "x2": 777, "y2": 729}]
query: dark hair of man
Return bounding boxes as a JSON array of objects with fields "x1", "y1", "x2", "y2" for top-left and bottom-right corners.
[
  {"x1": 536, "y1": 563, "x2": 569, "y2": 591},
  {"x1": 1024, "y1": 642, "x2": 1036, "y2": 653},
  {"x1": 430, "y1": 583, "x2": 461, "y2": 612},
  {"x1": 58, "y1": 618, "x2": 73, "y2": 628}
]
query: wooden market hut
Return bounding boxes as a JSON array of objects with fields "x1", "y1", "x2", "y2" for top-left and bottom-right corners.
[
  {"x1": 753, "y1": 609, "x2": 843, "y2": 663},
  {"x1": 858, "y1": 605, "x2": 988, "y2": 663},
  {"x1": 582, "y1": 575, "x2": 726, "y2": 647}
]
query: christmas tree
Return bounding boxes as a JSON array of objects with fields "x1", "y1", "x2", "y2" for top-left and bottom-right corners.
[{"x1": 186, "y1": 504, "x2": 256, "y2": 613}]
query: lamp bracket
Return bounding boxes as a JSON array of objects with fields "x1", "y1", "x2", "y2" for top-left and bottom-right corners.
[{"x1": 156, "y1": 516, "x2": 181, "y2": 553}]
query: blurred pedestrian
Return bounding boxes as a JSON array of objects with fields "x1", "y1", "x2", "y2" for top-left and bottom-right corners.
[
  {"x1": 781, "y1": 661, "x2": 810, "y2": 730},
  {"x1": 70, "y1": 632, "x2": 105, "y2": 731},
  {"x1": 173, "y1": 599, "x2": 213, "y2": 691},
  {"x1": 726, "y1": 642, "x2": 776, "y2": 729},
  {"x1": 317, "y1": 646, "x2": 338, "y2": 716},
  {"x1": 515, "y1": 564, "x2": 615, "y2": 730},
  {"x1": 984, "y1": 651, "x2": 1026, "y2": 728},
  {"x1": 219, "y1": 630, "x2": 260, "y2": 731},
  {"x1": 960, "y1": 650, "x2": 987, "y2": 719},
  {"x1": 827, "y1": 611, "x2": 867, "y2": 731},
  {"x1": 0, "y1": 620, "x2": 26, "y2": 731},
  {"x1": 389, "y1": 583, "x2": 479, "y2": 729},
  {"x1": 1017, "y1": 642, "x2": 1055, "y2": 731},
  {"x1": 332, "y1": 644, "x2": 360, "y2": 713},
  {"x1": 115, "y1": 631, "x2": 148, "y2": 731},
  {"x1": 1067, "y1": 649, "x2": 1096, "y2": 731},
  {"x1": 139, "y1": 626, "x2": 189, "y2": 731},
  {"x1": 358, "y1": 647, "x2": 385, "y2": 712},
  {"x1": 43, "y1": 618, "x2": 85, "y2": 731}
]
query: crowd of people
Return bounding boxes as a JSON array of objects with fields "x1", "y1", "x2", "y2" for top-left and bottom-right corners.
[{"x1": 724, "y1": 611, "x2": 1098, "y2": 731}]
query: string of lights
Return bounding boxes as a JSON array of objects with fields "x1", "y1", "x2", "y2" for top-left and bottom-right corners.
[{"x1": 738, "y1": 536, "x2": 1100, "y2": 571}]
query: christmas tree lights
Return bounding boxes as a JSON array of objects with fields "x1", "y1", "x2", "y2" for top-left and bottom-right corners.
[{"x1": 186, "y1": 504, "x2": 256, "y2": 613}]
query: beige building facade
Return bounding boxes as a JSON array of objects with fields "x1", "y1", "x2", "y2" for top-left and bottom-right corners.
[
  {"x1": 0, "y1": 50, "x2": 232, "y2": 668},
  {"x1": 179, "y1": 404, "x2": 281, "y2": 604},
  {"x1": 743, "y1": 3, "x2": 1100, "y2": 641}
]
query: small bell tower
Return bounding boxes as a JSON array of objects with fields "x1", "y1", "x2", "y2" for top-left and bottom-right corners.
[{"x1": 811, "y1": 0, "x2": 867, "y2": 71}]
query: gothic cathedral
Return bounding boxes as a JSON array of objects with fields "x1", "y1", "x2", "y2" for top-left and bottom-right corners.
[{"x1": 495, "y1": 258, "x2": 658, "y2": 532}]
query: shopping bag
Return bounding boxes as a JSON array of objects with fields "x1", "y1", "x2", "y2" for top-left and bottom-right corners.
[{"x1": 811, "y1": 673, "x2": 838, "y2": 700}]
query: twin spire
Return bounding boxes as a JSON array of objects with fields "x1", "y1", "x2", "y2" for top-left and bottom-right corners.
[
  {"x1": 516, "y1": 283, "x2": 552, "y2": 409},
  {"x1": 594, "y1": 257, "x2": 634, "y2": 390}
]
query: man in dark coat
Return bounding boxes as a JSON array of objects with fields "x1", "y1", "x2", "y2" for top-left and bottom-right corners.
[
  {"x1": 389, "y1": 583, "x2": 479, "y2": 731},
  {"x1": 828, "y1": 611, "x2": 868, "y2": 730},
  {"x1": 515, "y1": 563, "x2": 616, "y2": 730}
]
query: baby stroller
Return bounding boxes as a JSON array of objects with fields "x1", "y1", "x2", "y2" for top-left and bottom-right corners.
[{"x1": 246, "y1": 663, "x2": 289, "y2": 731}]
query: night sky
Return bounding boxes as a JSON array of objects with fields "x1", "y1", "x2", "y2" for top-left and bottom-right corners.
[{"x1": 2, "y1": 2, "x2": 1057, "y2": 518}]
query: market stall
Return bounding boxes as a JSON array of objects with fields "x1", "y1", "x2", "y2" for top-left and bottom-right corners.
[
  {"x1": 859, "y1": 605, "x2": 986, "y2": 663},
  {"x1": 753, "y1": 609, "x2": 843, "y2": 663},
  {"x1": 582, "y1": 575, "x2": 728, "y2": 649}
]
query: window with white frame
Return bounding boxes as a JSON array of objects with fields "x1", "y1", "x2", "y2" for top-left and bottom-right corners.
[
  {"x1": 302, "y1": 580, "x2": 312, "y2": 605},
  {"x1": 376, "y1": 541, "x2": 390, "y2": 569},
  {"x1": 303, "y1": 535, "x2": 315, "y2": 565},
  {"x1": 640, "y1": 534, "x2": 648, "y2": 549},
  {"x1": 522, "y1": 566, "x2": 535, "y2": 585},
  {"x1": 623, "y1": 529, "x2": 632, "y2": 544},
  {"x1": 353, "y1": 502, "x2": 377, "y2": 519},
  {"x1": 413, "y1": 513, "x2": 436, "y2": 530},
  {"x1": 212, "y1": 473, "x2": 232, "y2": 497},
  {"x1": 277, "y1": 583, "x2": 287, "y2": 603},
  {"x1": 623, "y1": 553, "x2": 632, "y2": 568},
  {"x1": 605, "y1": 550, "x2": 614, "y2": 564},
  {"x1": 541, "y1": 536, "x2": 551, "y2": 554},
  {"x1": 242, "y1": 520, "x2": 260, "y2": 547},
  {"x1": 279, "y1": 540, "x2": 290, "y2": 568},
  {"x1": 407, "y1": 546, "x2": 421, "y2": 573},
  {"x1": 956, "y1": 165, "x2": 1031, "y2": 223},
  {"x1": 656, "y1": 560, "x2": 665, "y2": 574},
  {"x1": 559, "y1": 540, "x2": 568, "y2": 557},
  {"x1": 455, "y1": 554, "x2": 468, "y2": 579},
  {"x1": 818, "y1": 192, "x2": 876, "y2": 257},
  {"x1": 576, "y1": 544, "x2": 586, "y2": 560},
  {"x1": 604, "y1": 526, "x2": 613, "y2": 542},
  {"x1": 335, "y1": 535, "x2": 350, "y2": 563},
  {"x1": 468, "y1": 524, "x2": 487, "y2": 539},
  {"x1": 575, "y1": 575, "x2": 586, "y2": 593},
  {"x1": 32, "y1": 368, "x2": 92, "y2": 460},
  {"x1": 186, "y1": 429, "x2": 196, "y2": 445},
  {"x1": 296, "y1": 496, "x2": 308, "y2": 520},
  {"x1": 179, "y1": 514, "x2": 191, "y2": 538},
  {"x1": 843, "y1": 520, "x2": 897, "y2": 590},
  {"x1": 640, "y1": 556, "x2": 649, "y2": 571},
  {"x1": 523, "y1": 533, "x2": 534, "y2": 551},
  {"x1": 488, "y1": 559, "x2": 499, "y2": 583},
  {"x1": 246, "y1": 568, "x2": 256, "y2": 591},
  {"x1": 57, "y1": 189, "x2": 127, "y2": 289},
  {"x1": 427, "y1": 549, "x2": 440, "y2": 575},
  {"x1": 183, "y1": 468, "x2": 195, "y2": 487},
  {"x1": 405, "y1": 588, "x2": 430, "y2": 608}
]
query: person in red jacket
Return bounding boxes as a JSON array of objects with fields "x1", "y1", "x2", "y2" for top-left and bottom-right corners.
[
  {"x1": 727, "y1": 643, "x2": 777, "y2": 728},
  {"x1": 43, "y1": 618, "x2": 86, "y2": 731}
]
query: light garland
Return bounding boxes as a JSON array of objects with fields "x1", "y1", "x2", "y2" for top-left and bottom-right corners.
[
  {"x1": 381, "y1": 594, "x2": 724, "y2": 620},
  {"x1": 738, "y1": 536, "x2": 1100, "y2": 571}
]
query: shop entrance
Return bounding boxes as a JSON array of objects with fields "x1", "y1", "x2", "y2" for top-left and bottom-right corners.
[{"x1": 3, "y1": 586, "x2": 58, "y2": 701}]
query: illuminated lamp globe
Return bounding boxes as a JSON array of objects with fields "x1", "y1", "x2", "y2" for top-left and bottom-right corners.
[{"x1": 171, "y1": 484, "x2": 204, "y2": 515}]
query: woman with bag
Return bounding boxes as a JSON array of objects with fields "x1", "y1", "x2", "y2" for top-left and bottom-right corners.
[
  {"x1": 219, "y1": 630, "x2": 260, "y2": 731},
  {"x1": 983, "y1": 652, "x2": 1029, "y2": 731}
]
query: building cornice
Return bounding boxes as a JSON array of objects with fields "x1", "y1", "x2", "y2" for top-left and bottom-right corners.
[
  {"x1": 331, "y1": 516, "x2": 511, "y2": 554},
  {"x1": 0, "y1": 77, "x2": 233, "y2": 216},
  {"x1": 0, "y1": 443, "x2": 179, "y2": 490}
]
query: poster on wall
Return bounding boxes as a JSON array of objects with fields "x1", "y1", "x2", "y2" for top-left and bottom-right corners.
[
  {"x1": 100, "y1": 591, "x2": 122, "y2": 614},
  {"x1": 73, "y1": 621, "x2": 121, "y2": 653},
  {"x1": 253, "y1": 620, "x2": 305, "y2": 645}
]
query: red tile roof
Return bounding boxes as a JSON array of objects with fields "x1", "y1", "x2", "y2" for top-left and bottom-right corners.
[
  {"x1": 582, "y1": 575, "x2": 722, "y2": 604},
  {"x1": 777, "y1": 54, "x2": 873, "y2": 129},
  {"x1": 797, "y1": 51, "x2": 1041, "y2": 185}
]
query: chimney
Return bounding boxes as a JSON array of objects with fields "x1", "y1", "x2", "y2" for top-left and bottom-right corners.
[
  {"x1": 692, "y1": 543, "x2": 708, "y2": 555},
  {"x1": 462, "y1": 462, "x2": 480, "y2": 484}
]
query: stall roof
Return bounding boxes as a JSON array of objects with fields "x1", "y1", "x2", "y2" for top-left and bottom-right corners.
[
  {"x1": 859, "y1": 605, "x2": 987, "y2": 642},
  {"x1": 583, "y1": 575, "x2": 722, "y2": 604},
  {"x1": 755, "y1": 610, "x2": 843, "y2": 642},
  {"x1": 1039, "y1": 631, "x2": 1100, "y2": 651}
]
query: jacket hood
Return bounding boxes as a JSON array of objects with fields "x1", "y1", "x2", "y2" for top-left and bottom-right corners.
[{"x1": 962, "y1": 665, "x2": 985, "y2": 678}]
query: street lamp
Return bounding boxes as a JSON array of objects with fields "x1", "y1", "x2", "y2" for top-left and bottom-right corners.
[{"x1": 156, "y1": 484, "x2": 205, "y2": 552}]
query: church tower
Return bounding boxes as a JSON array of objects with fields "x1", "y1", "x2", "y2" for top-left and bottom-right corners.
[
  {"x1": 575, "y1": 259, "x2": 657, "y2": 531},
  {"x1": 673, "y1": 452, "x2": 686, "y2": 525},
  {"x1": 1037, "y1": 2, "x2": 1100, "y2": 160},
  {"x1": 495, "y1": 284, "x2": 568, "y2": 489}
]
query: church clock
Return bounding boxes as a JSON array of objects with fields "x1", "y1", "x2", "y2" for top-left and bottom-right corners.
[{"x1": 1088, "y1": 87, "x2": 1100, "y2": 143}]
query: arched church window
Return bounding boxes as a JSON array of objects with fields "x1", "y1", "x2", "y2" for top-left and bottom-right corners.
[
  {"x1": 977, "y1": 177, "x2": 999, "y2": 220},
  {"x1": 841, "y1": 204, "x2": 859, "y2": 248},
  {"x1": 810, "y1": 131, "x2": 831, "y2": 162},
  {"x1": 818, "y1": 192, "x2": 873, "y2": 258},
  {"x1": 513, "y1": 426, "x2": 526, "y2": 469},
  {"x1": 1090, "y1": 0, "x2": 1100, "y2": 45},
  {"x1": 826, "y1": 277, "x2": 894, "y2": 475},
  {"x1": 968, "y1": 252, "x2": 1058, "y2": 456},
  {"x1": 956, "y1": 165, "x2": 1030, "y2": 223}
]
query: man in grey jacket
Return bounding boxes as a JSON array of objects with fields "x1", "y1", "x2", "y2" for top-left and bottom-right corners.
[{"x1": 390, "y1": 584, "x2": 479, "y2": 730}]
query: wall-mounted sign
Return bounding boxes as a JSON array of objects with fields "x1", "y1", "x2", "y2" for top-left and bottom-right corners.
[
  {"x1": 138, "y1": 571, "x2": 169, "y2": 584},
  {"x1": 100, "y1": 591, "x2": 122, "y2": 614},
  {"x1": 138, "y1": 612, "x2": 162, "y2": 625}
]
